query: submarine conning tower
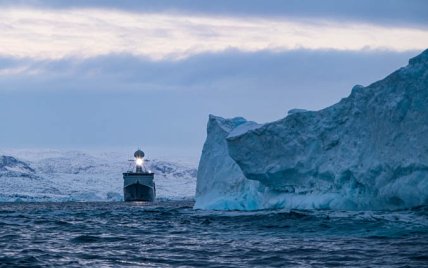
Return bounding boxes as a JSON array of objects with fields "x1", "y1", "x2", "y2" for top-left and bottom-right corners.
[{"x1": 123, "y1": 149, "x2": 156, "y2": 202}]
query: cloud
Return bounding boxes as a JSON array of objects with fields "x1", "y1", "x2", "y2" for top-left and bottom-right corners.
[
  {"x1": 0, "y1": 8, "x2": 427, "y2": 61},
  {"x1": 0, "y1": 49, "x2": 419, "y2": 153},
  {"x1": 2, "y1": 0, "x2": 428, "y2": 28},
  {"x1": 0, "y1": 49, "x2": 418, "y2": 92}
]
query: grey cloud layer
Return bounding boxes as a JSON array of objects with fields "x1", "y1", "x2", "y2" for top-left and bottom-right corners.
[
  {"x1": 2, "y1": 0, "x2": 427, "y2": 27},
  {"x1": 0, "y1": 49, "x2": 418, "y2": 91},
  {"x1": 0, "y1": 50, "x2": 419, "y2": 151}
]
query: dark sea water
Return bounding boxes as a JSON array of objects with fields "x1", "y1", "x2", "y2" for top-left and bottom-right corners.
[{"x1": 0, "y1": 201, "x2": 427, "y2": 267}]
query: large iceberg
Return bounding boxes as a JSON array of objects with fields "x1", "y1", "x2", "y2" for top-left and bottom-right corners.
[{"x1": 195, "y1": 49, "x2": 428, "y2": 210}]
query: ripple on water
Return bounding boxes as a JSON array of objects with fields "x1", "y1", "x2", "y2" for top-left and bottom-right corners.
[
  {"x1": 0, "y1": 256, "x2": 43, "y2": 268},
  {"x1": 0, "y1": 201, "x2": 426, "y2": 267},
  {"x1": 70, "y1": 235, "x2": 127, "y2": 244}
]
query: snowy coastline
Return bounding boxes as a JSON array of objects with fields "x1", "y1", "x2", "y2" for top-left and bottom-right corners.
[{"x1": 0, "y1": 150, "x2": 197, "y2": 202}]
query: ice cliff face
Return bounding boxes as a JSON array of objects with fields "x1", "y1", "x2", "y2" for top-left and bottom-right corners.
[
  {"x1": 194, "y1": 116, "x2": 269, "y2": 210},
  {"x1": 195, "y1": 49, "x2": 428, "y2": 210}
]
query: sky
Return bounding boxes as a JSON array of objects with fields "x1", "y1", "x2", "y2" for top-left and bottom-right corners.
[{"x1": 0, "y1": 0, "x2": 427, "y2": 158}]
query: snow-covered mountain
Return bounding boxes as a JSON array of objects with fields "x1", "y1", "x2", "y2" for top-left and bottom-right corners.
[
  {"x1": 0, "y1": 150, "x2": 197, "y2": 202},
  {"x1": 0, "y1": 155, "x2": 37, "y2": 179},
  {"x1": 195, "y1": 49, "x2": 428, "y2": 211}
]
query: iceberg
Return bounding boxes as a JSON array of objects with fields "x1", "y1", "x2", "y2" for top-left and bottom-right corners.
[
  {"x1": 194, "y1": 115, "x2": 268, "y2": 210},
  {"x1": 195, "y1": 49, "x2": 428, "y2": 210}
]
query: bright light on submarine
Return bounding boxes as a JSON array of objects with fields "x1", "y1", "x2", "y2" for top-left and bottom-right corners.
[{"x1": 135, "y1": 158, "x2": 144, "y2": 166}]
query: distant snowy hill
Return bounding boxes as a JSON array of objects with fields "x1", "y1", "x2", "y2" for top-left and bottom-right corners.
[
  {"x1": 196, "y1": 49, "x2": 428, "y2": 211},
  {"x1": 0, "y1": 150, "x2": 197, "y2": 202},
  {"x1": 0, "y1": 156, "x2": 37, "y2": 179}
]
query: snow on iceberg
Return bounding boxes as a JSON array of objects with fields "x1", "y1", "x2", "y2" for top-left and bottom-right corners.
[{"x1": 195, "y1": 49, "x2": 428, "y2": 211}]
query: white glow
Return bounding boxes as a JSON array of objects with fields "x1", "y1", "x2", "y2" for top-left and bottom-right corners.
[
  {"x1": 0, "y1": 8, "x2": 427, "y2": 60},
  {"x1": 135, "y1": 158, "x2": 144, "y2": 166}
]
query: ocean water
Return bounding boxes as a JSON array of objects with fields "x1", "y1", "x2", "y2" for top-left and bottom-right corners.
[{"x1": 0, "y1": 201, "x2": 427, "y2": 267}]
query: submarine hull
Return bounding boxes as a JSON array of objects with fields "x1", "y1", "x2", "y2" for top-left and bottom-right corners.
[{"x1": 123, "y1": 172, "x2": 156, "y2": 202}]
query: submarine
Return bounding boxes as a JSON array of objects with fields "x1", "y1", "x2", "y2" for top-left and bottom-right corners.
[{"x1": 123, "y1": 149, "x2": 156, "y2": 202}]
